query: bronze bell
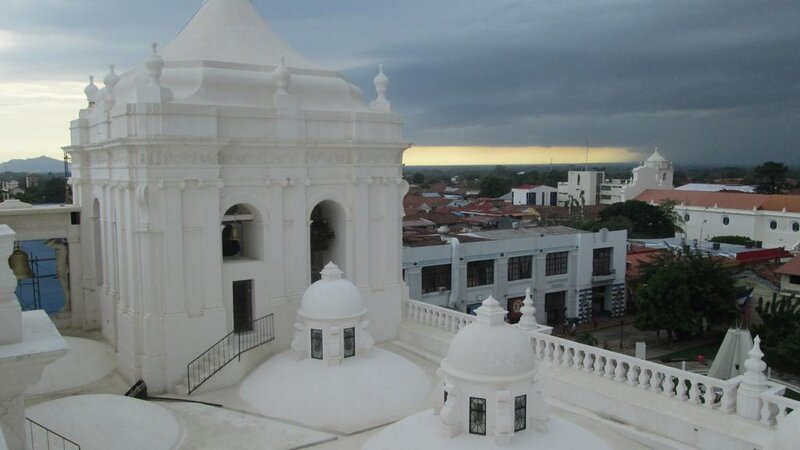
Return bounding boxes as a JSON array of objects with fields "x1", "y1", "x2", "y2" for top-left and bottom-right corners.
[
  {"x1": 8, "y1": 244, "x2": 33, "y2": 280},
  {"x1": 228, "y1": 223, "x2": 241, "y2": 242}
]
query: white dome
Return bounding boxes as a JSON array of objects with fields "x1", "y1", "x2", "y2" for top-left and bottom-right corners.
[
  {"x1": 645, "y1": 149, "x2": 668, "y2": 164},
  {"x1": 773, "y1": 409, "x2": 800, "y2": 450},
  {"x1": 299, "y1": 262, "x2": 365, "y2": 319},
  {"x1": 442, "y1": 297, "x2": 535, "y2": 379}
]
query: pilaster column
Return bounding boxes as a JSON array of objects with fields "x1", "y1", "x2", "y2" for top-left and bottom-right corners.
[
  {"x1": 533, "y1": 254, "x2": 547, "y2": 324},
  {"x1": 495, "y1": 256, "x2": 509, "y2": 300},
  {"x1": 161, "y1": 180, "x2": 186, "y2": 316},
  {"x1": 405, "y1": 266, "x2": 422, "y2": 301}
]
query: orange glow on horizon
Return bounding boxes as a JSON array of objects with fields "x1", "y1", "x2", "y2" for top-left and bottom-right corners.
[{"x1": 403, "y1": 146, "x2": 641, "y2": 166}]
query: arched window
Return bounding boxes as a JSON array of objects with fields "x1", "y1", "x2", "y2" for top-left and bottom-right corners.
[
  {"x1": 221, "y1": 204, "x2": 262, "y2": 260},
  {"x1": 576, "y1": 174, "x2": 581, "y2": 185},
  {"x1": 722, "y1": 216, "x2": 730, "y2": 226},
  {"x1": 310, "y1": 200, "x2": 347, "y2": 282},
  {"x1": 793, "y1": 222, "x2": 799, "y2": 232},
  {"x1": 92, "y1": 199, "x2": 103, "y2": 286},
  {"x1": 769, "y1": 220, "x2": 778, "y2": 230},
  {"x1": 683, "y1": 214, "x2": 690, "y2": 222}
]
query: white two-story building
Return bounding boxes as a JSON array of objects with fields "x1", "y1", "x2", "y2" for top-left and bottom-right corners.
[{"x1": 403, "y1": 226, "x2": 627, "y2": 326}]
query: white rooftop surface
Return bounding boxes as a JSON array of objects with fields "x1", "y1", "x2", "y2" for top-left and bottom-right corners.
[
  {"x1": 362, "y1": 409, "x2": 612, "y2": 450},
  {"x1": 0, "y1": 310, "x2": 67, "y2": 362},
  {"x1": 676, "y1": 183, "x2": 756, "y2": 193},
  {"x1": 239, "y1": 348, "x2": 430, "y2": 434},
  {"x1": 26, "y1": 394, "x2": 182, "y2": 450},
  {"x1": 26, "y1": 337, "x2": 115, "y2": 396}
]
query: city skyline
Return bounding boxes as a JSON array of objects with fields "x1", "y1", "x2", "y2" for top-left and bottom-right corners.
[{"x1": 1, "y1": 0, "x2": 798, "y2": 165}]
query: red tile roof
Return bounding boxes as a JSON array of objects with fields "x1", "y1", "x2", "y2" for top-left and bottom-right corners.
[
  {"x1": 636, "y1": 189, "x2": 800, "y2": 213},
  {"x1": 776, "y1": 255, "x2": 800, "y2": 276}
]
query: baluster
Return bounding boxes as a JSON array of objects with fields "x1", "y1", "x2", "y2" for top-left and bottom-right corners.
[
  {"x1": 638, "y1": 367, "x2": 650, "y2": 389},
  {"x1": 626, "y1": 364, "x2": 638, "y2": 386},
  {"x1": 777, "y1": 406, "x2": 788, "y2": 423},
  {"x1": 760, "y1": 400, "x2": 774, "y2": 426},
  {"x1": 614, "y1": 360, "x2": 626, "y2": 382},
  {"x1": 583, "y1": 351, "x2": 594, "y2": 373},
  {"x1": 553, "y1": 344, "x2": 564, "y2": 364},
  {"x1": 676, "y1": 377, "x2": 687, "y2": 400},
  {"x1": 719, "y1": 384, "x2": 734, "y2": 412},
  {"x1": 703, "y1": 384, "x2": 716, "y2": 408},
  {"x1": 663, "y1": 373, "x2": 675, "y2": 397},
  {"x1": 572, "y1": 347, "x2": 582, "y2": 368},
  {"x1": 649, "y1": 371, "x2": 661, "y2": 392},
  {"x1": 603, "y1": 356, "x2": 614, "y2": 378},
  {"x1": 545, "y1": 342, "x2": 554, "y2": 361},
  {"x1": 688, "y1": 380, "x2": 700, "y2": 404}
]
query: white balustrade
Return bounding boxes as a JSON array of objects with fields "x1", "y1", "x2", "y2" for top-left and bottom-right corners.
[{"x1": 403, "y1": 298, "x2": 800, "y2": 428}]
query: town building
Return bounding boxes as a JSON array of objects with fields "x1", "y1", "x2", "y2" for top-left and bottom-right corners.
[
  {"x1": 776, "y1": 255, "x2": 800, "y2": 297},
  {"x1": 557, "y1": 149, "x2": 674, "y2": 206},
  {"x1": 402, "y1": 226, "x2": 627, "y2": 325},
  {"x1": 510, "y1": 185, "x2": 558, "y2": 206},
  {"x1": 636, "y1": 189, "x2": 800, "y2": 250}
]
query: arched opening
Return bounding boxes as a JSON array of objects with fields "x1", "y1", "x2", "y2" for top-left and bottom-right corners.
[
  {"x1": 309, "y1": 200, "x2": 347, "y2": 282},
  {"x1": 221, "y1": 204, "x2": 263, "y2": 260},
  {"x1": 92, "y1": 199, "x2": 103, "y2": 286}
]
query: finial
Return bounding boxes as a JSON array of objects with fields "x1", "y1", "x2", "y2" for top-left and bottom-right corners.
[
  {"x1": 476, "y1": 295, "x2": 507, "y2": 326},
  {"x1": 319, "y1": 262, "x2": 343, "y2": 281},
  {"x1": 273, "y1": 55, "x2": 290, "y2": 96},
  {"x1": 370, "y1": 63, "x2": 391, "y2": 112},
  {"x1": 104, "y1": 64, "x2": 120, "y2": 91},
  {"x1": 84, "y1": 75, "x2": 99, "y2": 105},
  {"x1": 743, "y1": 335, "x2": 767, "y2": 384},
  {"x1": 145, "y1": 42, "x2": 165, "y2": 87},
  {"x1": 518, "y1": 287, "x2": 538, "y2": 330}
]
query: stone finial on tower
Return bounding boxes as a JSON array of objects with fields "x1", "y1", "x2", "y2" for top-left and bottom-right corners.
[
  {"x1": 103, "y1": 64, "x2": 120, "y2": 109},
  {"x1": 736, "y1": 335, "x2": 769, "y2": 420},
  {"x1": 320, "y1": 262, "x2": 344, "y2": 281},
  {"x1": 84, "y1": 75, "x2": 99, "y2": 106},
  {"x1": 137, "y1": 43, "x2": 173, "y2": 103},
  {"x1": 145, "y1": 42, "x2": 165, "y2": 87},
  {"x1": 518, "y1": 287, "x2": 539, "y2": 331},
  {"x1": 273, "y1": 56, "x2": 290, "y2": 95},
  {"x1": 476, "y1": 295, "x2": 506, "y2": 326},
  {"x1": 369, "y1": 63, "x2": 391, "y2": 113}
]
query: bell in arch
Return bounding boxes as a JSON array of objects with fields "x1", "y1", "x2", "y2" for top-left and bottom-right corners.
[{"x1": 8, "y1": 243, "x2": 33, "y2": 280}]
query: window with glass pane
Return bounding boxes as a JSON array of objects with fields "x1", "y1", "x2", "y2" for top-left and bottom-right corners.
[
  {"x1": 508, "y1": 255, "x2": 532, "y2": 281},
  {"x1": 545, "y1": 252, "x2": 568, "y2": 276},
  {"x1": 310, "y1": 329, "x2": 323, "y2": 360},
  {"x1": 421, "y1": 264, "x2": 451, "y2": 294},
  {"x1": 514, "y1": 395, "x2": 527, "y2": 432},
  {"x1": 592, "y1": 248, "x2": 612, "y2": 276},
  {"x1": 467, "y1": 260, "x2": 494, "y2": 287},
  {"x1": 469, "y1": 397, "x2": 487, "y2": 435},
  {"x1": 343, "y1": 327, "x2": 355, "y2": 358}
]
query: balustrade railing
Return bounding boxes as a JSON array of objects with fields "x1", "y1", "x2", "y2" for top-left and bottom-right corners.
[
  {"x1": 187, "y1": 313, "x2": 274, "y2": 394},
  {"x1": 26, "y1": 417, "x2": 80, "y2": 450},
  {"x1": 403, "y1": 298, "x2": 800, "y2": 428},
  {"x1": 759, "y1": 384, "x2": 797, "y2": 426},
  {"x1": 405, "y1": 298, "x2": 475, "y2": 333}
]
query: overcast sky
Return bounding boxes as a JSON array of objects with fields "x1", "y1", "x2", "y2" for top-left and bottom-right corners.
[{"x1": 1, "y1": 0, "x2": 798, "y2": 165}]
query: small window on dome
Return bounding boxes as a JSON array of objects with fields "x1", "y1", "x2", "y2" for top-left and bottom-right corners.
[
  {"x1": 311, "y1": 329, "x2": 323, "y2": 360},
  {"x1": 469, "y1": 397, "x2": 486, "y2": 435},
  {"x1": 770, "y1": 220, "x2": 778, "y2": 230},
  {"x1": 344, "y1": 327, "x2": 355, "y2": 358},
  {"x1": 514, "y1": 395, "x2": 527, "y2": 432},
  {"x1": 722, "y1": 216, "x2": 730, "y2": 226}
]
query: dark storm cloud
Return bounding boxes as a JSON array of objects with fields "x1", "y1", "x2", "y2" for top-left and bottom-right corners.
[{"x1": 1, "y1": 0, "x2": 798, "y2": 164}]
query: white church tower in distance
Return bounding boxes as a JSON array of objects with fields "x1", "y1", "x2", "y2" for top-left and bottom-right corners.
[{"x1": 65, "y1": 0, "x2": 409, "y2": 392}]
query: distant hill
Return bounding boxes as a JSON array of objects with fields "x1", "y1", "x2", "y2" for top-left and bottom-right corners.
[{"x1": 0, "y1": 156, "x2": 66, "y2": 174}]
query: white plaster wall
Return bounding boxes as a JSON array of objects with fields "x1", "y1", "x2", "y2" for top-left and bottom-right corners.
[{"x1": 677, "y1": 206, "x2": 800, "y2": 248}]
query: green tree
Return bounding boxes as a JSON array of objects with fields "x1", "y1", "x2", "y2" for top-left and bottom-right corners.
[
  {"x1": 751, "y1": 161, "x2": 789, "y2": 194},
  {"x1": 411, "y1": 172, "x2": 425, "y2": 185},
  {"x1": 479, "y1": 175, "x2": 511, "y2": 198},
  {"x1": 752, "y1": 295, "x2": 800, "y2": 373},
  {"x1": 596, "y1": 200, "x2": 681, "y2": 238},
  {"x1": 635, "y1": 247, "x2": 737, "y2": 343}
]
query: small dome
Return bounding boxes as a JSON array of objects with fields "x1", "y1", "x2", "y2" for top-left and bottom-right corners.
[
  {"x1": 443, "y1": 296, "x2": 535, "y2": 379},
  {"x1": 773, "y1": 409, "x2": 800, "y2": 450},
  {"x1": 299, "y1": 262, "x2": 365, "y2": 319}
]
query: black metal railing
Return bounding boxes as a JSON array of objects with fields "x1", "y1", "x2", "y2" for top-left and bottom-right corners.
[
  {"x1": 26, "y1": 417, "x2": 80, "y2": 450},
  {"x1": 186, "y1": 313, "x2": 274, "y2": 394}
]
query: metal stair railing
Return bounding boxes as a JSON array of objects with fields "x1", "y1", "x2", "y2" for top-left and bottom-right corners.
[
  {"x1": 186, "y1": 313, "x2": 274, "y2": 394},
  {"x1": 26, "y1": 417, "x2": 80, "y2": 450}
]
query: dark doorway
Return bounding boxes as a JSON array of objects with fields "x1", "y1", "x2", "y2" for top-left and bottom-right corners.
[
  {"x1": 309, "y1": 201, "x2": 346, "y2": 282},
  {"x1": 592, "y1": 286, "x2": 608, "y2": 317},
  {"x1": 545, "y1": 291, "x2": 566, "y2": 326},
  {"x1": 233, "y1": 280, "x2": 253, "y2": 333}
]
